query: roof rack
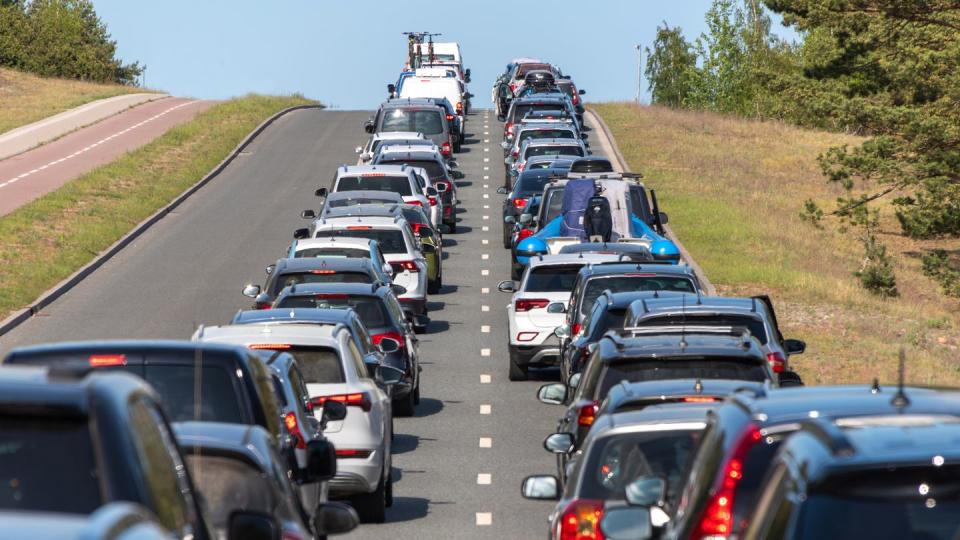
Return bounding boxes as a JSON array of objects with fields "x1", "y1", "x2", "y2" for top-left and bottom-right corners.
[{"x1": 620, "y1": 325, "x2": 753, "y2": 338}]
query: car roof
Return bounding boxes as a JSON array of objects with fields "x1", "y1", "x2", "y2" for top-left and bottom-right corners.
[
  {"x1": 175, "y1": 421, "x2": 276, "y2": 472},
  {"x1": 604, "y1": 378, "x2": 768, "y2": 411},
  {"x1": 559, "y1": 242, "x2": 653, "y2": 256},
  {"x1": 293, "y1": 237, "x2": 375, "y2": 250},
  {"x1": 5, "y1": 339, "x2": 250, "y2": 362},
  {"x1": 273, "y1": 257, "x2": 376, "y2": 273},
  {"x1": 276, "y1": 282, "x2": 387, "y2": 297},
  {"x1": 606, "y1": 290, "x2": 692, "y2": 308},
  {"x1": 0, "y1": 366, "x2": 156, "y2": 417},
  {"x1": 337, "y1": 164, "x2": 413, "y2": 177},
  {"x1": 528, "y1": 253, "x2": 625, "y2": 267},
  {"x1": 196, "y1": 323, "x2": 341, "y2": 347},
  {"x1": 232, "y1": 307, "x2": 358, "y2": 326},
  {"x1": 520, "y1": 138, "x2": 583, "y2": 148},
  {"x1": 324, "y1": 190, "x2": 404, "y2": 203},
  {"x1": 315, "y1": 215, "x2": 404, "y2": 228},
  {"x1": 381, "y1": 100, "x2": 443, "y2": 111},
  {"x1": 376, "y1": 149, "x2": 442, "y2": 161},
  {"x1": 321, "y1": 204, "x2": 402, "y2": 220},
  {"x1": 518, "y1": 122, "x2": 575, "y2": 131},
  {"x1": 579, "y1": 262, "x2": 698, "y2": 278},
  {"x1": 592, "y1": 402, "x2": 714, "y2": 434},
  {"x1": 372, "y1": 131, "x2": 425, "y2": 140},
  {"x1": 0, "y1": 504, "x2": 169, "y2": 540},
  {"x1": 629, "y1": 295, "x2": 767, "y2": 319},
  {"x1": 599, "y1": 331, "x2": 766, "y2": 361}
]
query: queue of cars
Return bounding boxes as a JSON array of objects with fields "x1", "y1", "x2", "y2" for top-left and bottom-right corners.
[
  {"x1": 0, "y1": 39, "x2": 475, "y2": 539},
  {"x1": 494, "y1": 57, "x2": 960, "y2": 539}
]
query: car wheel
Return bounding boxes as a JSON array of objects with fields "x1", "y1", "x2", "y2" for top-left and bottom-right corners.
[
  {"x1": 351, "y1": 474, "x2": 387, "y2": 523},
  {"x1": 428, "y1": 277, "x2": 440, "y2": 294},
  {"x1": 413, "y1": 383, "x2": 420, "y2": 405},
  {"x1": 508, "y1": 354, "x2": 528, "y2": 381},
  {"x1": 503, "y1": 225, "x2": 513, "y2": 248},
  {"x1": 393, "y1": 389, "x2": 415, "y2": 417}
]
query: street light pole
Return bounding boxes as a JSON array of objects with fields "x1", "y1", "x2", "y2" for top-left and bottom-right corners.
[{"x1": 635, "y1": 44, "x2": 642, "y2": 104}]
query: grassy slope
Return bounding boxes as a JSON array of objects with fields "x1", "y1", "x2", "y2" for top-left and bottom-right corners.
[
  {"x1": 593, "y1": 102, "x2": 959, "y2": 386},
  {"x1": 0, "y1": 94, "x2": 316, "y2": 320},
  {"x1": 0, "y1": 67, "x2": 154, "y2": 135}
]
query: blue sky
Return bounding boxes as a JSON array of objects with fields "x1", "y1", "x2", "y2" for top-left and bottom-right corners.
[{"x1": 93, "y1": 0, "x2": 797, "y2": 109}]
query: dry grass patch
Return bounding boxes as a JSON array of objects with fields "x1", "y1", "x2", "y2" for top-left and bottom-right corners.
[
  {"x1": 593, "y1": 102, "x2": 960, "y2": 386},
  {"x1": 0, "y1": 67, "x2": 154, "y2": 135}
]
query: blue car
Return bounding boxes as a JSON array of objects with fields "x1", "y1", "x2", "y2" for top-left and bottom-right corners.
[{"x1": 512, "y1": 173, "x2": 678, "y2": 279}]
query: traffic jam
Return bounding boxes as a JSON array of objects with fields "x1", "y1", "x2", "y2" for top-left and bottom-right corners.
[{"x1": 1, "y1": 33, "x2": 959, "y2": 540}]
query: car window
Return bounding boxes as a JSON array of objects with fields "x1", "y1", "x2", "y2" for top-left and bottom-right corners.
[
  {"x1": 352, "y1": 319, "x2": 376, "y2": 354},
  {"x1": 245, "y1": 356, "x2": 283, "y2": 438},
  {"x1": 379, "y1": 159, "x2": 445, "y2": 179},
  {"x1": 295, "y1": 247, "x2": 369, "y2": 259},
  {"x1": 184, "y1": 454, "x2": 275, "y2": 536},
  {"x1": 316, "y1": 229, "x2": 407, "y2": 254},
  {"x1": 525, "y1": 145, "x2": 584, "y2": 159},
  {"x1": 275, "y1": 295, "x2": 391, "y2": 328},
  {"x1": 343, "y1": 335, "x2": 369, "y2": 379},
  {"x1": 0, "y1": 416, "x2": 102, "y2": 514},
  {"x1": 287, "y1": 366, "x2": 312, "y2": 419},
  {"x1": 262, "y1": 346, "x2": 344, "y2": 385},
  {"x1": 143, "y1": 364, "x2": 244, "y2": 424},
  {"x1": 380, "y1": 109, "x2": 443, "y2": 135},
  {"x1": 515, "y1": 172, "x2": 555, "y2": 197},
  {"x1": 543, "y1": 188, "x2": 564, "y2": 224},
  {"x1": 518, "y1": 129, "x2": 576, "y2": 145},
  {"x1": 271, "y1": 271, "x2": 373, "y2": 295},
  {"x1": 580, "y1": 276, "x2": 697, "y2": 316},
  {"x1": 629, "y1": 186, "x2": 652, "y2": 220},
  {"x1": 525, "y1": 264, "x2": 582, "y2": 292},
  {"x1": 336, "y1": 175, "x2": 413, "y2": 196},
  {"x1": 591, "y1": 308, "x2": 627, "y2": 340},
  {"x1": 597, "y1": 359, "x2": 768, "y2": 398},
  {"x1": 745, "y1": 463, "x2": 793, "y2": 540},
  {"x1": 575, "y1": 348, "x2": 604, "y2": 401},
  {"x1": 635, "y1": 314, "x2": 769, "y2": 344}
]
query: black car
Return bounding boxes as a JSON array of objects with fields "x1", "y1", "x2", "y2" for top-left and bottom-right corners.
[
  {"x1": 0, "y1": 367, "x2": 217, "y2": 539},
  {"x1": 176, "y1": 422, "x2": 356, "y2": 540},
  {"x1": 665, "y1": 384, "x2": 960, "y2": 540},
  {"x1": 568, "y1": 156, "x2": 612, "y2": 173},
  {"x1": 556, "y1": 79, "x2": 586, "y2": 120},
  {"x1": 742, "y1": 417, "x2": 960, "y2": 540},
  {"x1": 499, "y1": 167, "x2": 569, "y2": 248},
  {"x1": 0, "y1": 503, "x2": 171, "y2": 540},
  {"x1": 372, "y1": 148, "x2": 460, "y2": 232},
  {"x1": 366, "y1": 100, "x2": 453, "y2": 157},
  {"x1": 272, "y1": 282, "x2": 422, "y2": 416},
  {"x1": 242, "y1": 257, "x2": 389, "y2": 310},
  {"x1": 502, "y1": 96, "x2": 579, "y2": 139}
]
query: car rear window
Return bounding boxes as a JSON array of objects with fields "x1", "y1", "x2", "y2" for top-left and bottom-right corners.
[
  {"x1": 326, "y1": 195, "x2": 398, "y2": 207},
  {"x1": 0, "y1": 416, "x2": 102, "y2": 514},
  {"x1": 275, "y1": 295, "x2": 392, "y2": 329},
  {"x1": 336, "y1": 175, "x2": 413, "y2": 196},
  {"x1": 295, "y1": 248, "x2": 369, "y2": 259},
  {"x1": 634, "y1": 315, "x2": 768, "y2": 344},
  {"x1": 271, "y1": 271, "x2": 372, "y2": 295},
  {"x1": 518, "y1": 129, "x2": 576, "y2": 145},
  {"x1": 525, "y1": 145, "x2": 584, "y2": 159},
  {"x1": 597, "y1": 358, "x2": 768, "y2": 397},
  {"x1": 581, "y1": 276, "x2": 697, "y2": 315},
  {"x1": 184, "y1": 454, "x2": 274, "y2": 534},
  {"x1": 525, "y1": 264, "x2": 582, "y2": 292},
  {"x1": 144, "y1": 364, "x2": 245, "y2": 423},
  {"x1": 379, "y1": 158, "x2": 445, "y2": 180},
  {"x1": 512, "y1": 103, "x2": 564, "y2": 121},
  {"x1": 381, "y1": 109, "x2": 443, "y2": 135},
  {"x1": 316, "y1": 229, "x2": 407, "y2": 254},
  {"x1": 581, "y1": 429, "x2": 702, "y2": 506},
  {"x1": 515, "y1": 172, "x2": 555, "y2": 196},
  {"x1": 282, "y1": 346, "x2": 344, "y2": 384},
  {"x1": 590, "y1": 309, "x2": 628, "y2": 340}
]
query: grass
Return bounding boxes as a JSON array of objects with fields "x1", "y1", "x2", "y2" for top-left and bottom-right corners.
[
  {"x1": 0, "y1": 67, "x2": 155, "y2": 135},
  {"x1": 593, "y1": 102, "x2": 960, "y2": 386},
  {"x1": 0, "y1": 94, "x2": 317, "y2": 320}
]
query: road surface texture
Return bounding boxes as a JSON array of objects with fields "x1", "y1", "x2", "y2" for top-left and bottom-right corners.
[
  {"x1": 0, "y1": 97, "x2": 212, "y2": 217},
  {"x1": 0, "y1": 108, "x2": 583, "y2": 538}
]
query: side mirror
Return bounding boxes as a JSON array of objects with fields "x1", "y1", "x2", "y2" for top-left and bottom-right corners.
[
  {"x1": 519, "y1": 214, "x2": 532, "y2": 224},
  {"x1": 375, "y1": 364, "x2": 405, "y2": 385},
  {"x1": 543, "y1": 432, "x2": 575, "y2": 454},
  {"x1": 568, "y1": 372, "x2": 582, "y2": 390},
  {"x1": 785, "y1": 338, "x2": 806, "y2": 355},
  {"x1": 497, "y1": 115, "x2": 506, "y2": 122},
  {"x1": 426, "y1": 186, "x2": 438, "y2": 197},
  {"x1": 465, "y1": 92, "x2": 474, "y2": 99},
  {"x1": 553, "y1": 325, "x2": 570, "y2": 338},
  {"x1": 242, "y1": 284, "x2": 261, "y2": 298},
  {"x1": 497, "y1": 280, "x2": 516, "y2": 293},
  {"x1": 382, "y1": 262, "x2": 395, "y2": 277},
  {"x1": 579, "y1": 89, "x2": 587, "y2": 95},
  {"x1": 497, "y1": 186, "x2": 509, "y2": 195},
  {"x1": 435, "y1": 182, "x2": 449, "y2": 193},
  {"x1": 537, "y1": 383, "x2": 567, "y2": 405},
  {"x1": 313, "y1": 502, "x2": 359, "y2": 536},
  {"x1": 625, "y1": 476, "x2": 666, "y2": 507},
  {"x1": 500, "y1": 141, "x2": 510, "y2": 150},
  {"x1": 293, "y1": 228, "x2": 310, "y2": 240},
  {"x1": 321, "y1": 400, "x2": 347, "y2": 422},
  {"x1": 778, "y1": 370, "x2": 805, "y2": 388},
  {"x1": 355, "y1": 145, "x2": 363, "y2": 154},
  {"x1": 228, "y1": 510, "x2": 280, "y2": 540},
  {"x1": 391, "y1": 284, "x2": 408, "y2": 296},
  {"x1": 600, "y1": 507, "x2": 652, "y2": 540},
  {"x1": 264, "y1": 264, "x2": 275, "y2": 275},
  {"x1": 580, "y1": 132, "x2": 588, "y2": 140},
  {"x1": 451, "y1": 170, "x2": 465, "y2": 180},
  {"x1": 659, "y1": 212, "x2": 669, "y2": 225},
  {"x1": 420, "y1": 243, "x2": 437, "y2": 254},
  {"x1": 411, "y1": 314, "x2": 430, "y2": 334},
  {"x1": 301, "y1": 209, "x2": 316, "y2": 220},
  {"x1": 302, "y1": 439, "x2": 337, "y2": 483},
  {"x1": 315, "y1": 187, "x2": 328, "y2": 198},
  {"x1": 378, "y1": 337, "x2": 401, "y2": 354},
  {"x1": 547, "y1": 303, "x2": 567, "y2": 314},
  {"x1": 364, "y1": 120, "x2": 375, "y2": 134},
  {"x1": 504, "y1": 216, "x2": 515, "y2": 224},
  {"x1": 521, "y1": 475, "x2": 559, "y2": 500}
]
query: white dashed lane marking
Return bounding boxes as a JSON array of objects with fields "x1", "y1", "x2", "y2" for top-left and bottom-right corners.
[
  {"x1": 481, "y1": 348, "x2": 491, "y2": 356},
  {"x1": 481, "y1": 325, "x2": 490, "y2": 333},
  {"x1": 482, "y1": 253, "x2": 489, "y2": 259},
  {"x1": 481, "y1": 269, "x2": 489, "y2": 276},
  {"x1": 476, "y1": 513, "x2": 492, "y2": 526},
  {"x1": 477, "y1": 473, "x2": 492, "y2": 485},
  {"x1": 481, "y1": 305, "x2": 490, "y2": 311},
  {"x1": 479, "y1": 437, "x2": 492, "y2": 448},
  {"x1": 482, "y1": 239, "x2": 489, "y2": 245},
  {"x1": 481, "y1": 287, "x2": 490, "y2": 294},
  {"x1": 480, "y1": 404, "x2": 492, "y2": 414},
  {"x1": 480, "y1": 374, "x2": 491, "y2": 383}
]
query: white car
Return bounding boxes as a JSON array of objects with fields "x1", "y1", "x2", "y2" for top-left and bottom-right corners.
[
  {"x1": 398, "y1": 77, "x2": 467, "y2": 123},
  {"x1": 323, "y1": 164, "x2": 433, "y2": 213},
  {"x1": 312, "y1": 214, "x2": 431, "y2": 318},
  {"x1": 497, "y1": 253, "x2": 624, "y2": 380},
  {"x1": 355, "y1": 131, "x2": 428, "y2": 164},
  {"x1": 192, "y1": 323, "x2": 402, "y2": 523},
  {"x1": 373, "y1": 145, "x2": 455, "y2": 227}
]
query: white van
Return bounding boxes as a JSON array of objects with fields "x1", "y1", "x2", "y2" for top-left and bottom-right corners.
[{"x1": 399, "y1": 77, "x2": 466, "y2": 119}]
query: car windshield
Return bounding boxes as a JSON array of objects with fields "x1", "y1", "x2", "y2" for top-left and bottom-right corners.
[
  {"x1": 381, "y1": 109, "x2": 443, "y2": 135},
  {"x1": 336, "y1": 175, "x2": 413, "y2": 196},
  {"x1": 184, "y1": 454, "x2": 275, "y2": 534},
  {"x1": 316, "y1": 229, "x2": 407, "y2": 254},
  {"x1": 581, "y1": 430, "x2": 701, "y2": 507},
  {"x1": 271, "y1": 271, "x2": 372, "y2": 295},
  {"x1": 380, "y1": 159, "x2": 445, "y2": 180},
  {"x1": 515, "y1": 172, "x2": 556, "y2": 197},
  {"x1": 526, "y1": 264, "x2": 582, "y2": 292},
  {"x1": 275, "y1": 295, "x2": 392, "y2": 329},
  {"x1": 143, "y1": 364, "x2": 246, "y2": 423},
  {"x1": 581, "y1": 276, "x2": 697, "y2": 315},
  {"x1": 598, "y1": 358, "x2": 768, "y2": 397},
  {"x1": 295, "y1": 247, "x2": 369, "y2": 259},
  {"x1": 634, "y1": 314, "x2": 768, "y2": 344},
  {"x1": 0, "y1": 417, "x2": 102, "y2": 514},
  {"x1": 525, "y1": 145, "x2": 584, "y2": 159},
  {"x1": 793, "y1": 466, "x2": 960, "y2": 539}
]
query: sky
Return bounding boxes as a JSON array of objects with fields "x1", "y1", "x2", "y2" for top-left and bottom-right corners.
[{"x1": 93, "y1": 0, "x2": 798, "y2": 110}]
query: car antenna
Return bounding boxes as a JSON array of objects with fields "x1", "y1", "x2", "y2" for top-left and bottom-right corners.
[
  {"x1": 679, "y1": 293, "x2": 688, "y2": 350},
  {"x1": 891, "y1": 347, "x2": 910, "y2": 409}
]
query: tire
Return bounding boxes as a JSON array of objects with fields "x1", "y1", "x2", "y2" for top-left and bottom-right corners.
[
  {"x1": 385, "y1": 473, "x2": 394, "y2": 508},
  {"x1": 393, "y1": 389, "x2": 415, "y2": 417},
  {"x1": 508, "y1": 354, "x2": 528, "y2": 381},
  {"x1": 428, "y1": 274, "x2": 441, "y2": 294},
  {"x1": 351, "y1": 474, "x2": 387, "y2": 523},
  {"x1": 413, "y1": 383, "x2": 421, "y2": 405},
  {"x1": 502, "y1": 224, "x2": 512, "y2": 249},
  {"x1": 446, "y1": 219, "x2": 457, "y2": 234}
]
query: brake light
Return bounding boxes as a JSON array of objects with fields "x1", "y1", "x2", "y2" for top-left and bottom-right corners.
[
  {"x1": 558, "y1": 498, "x2": 604, "y2": 540},
  {"x1": 441, "y1": 141, "x2": 452, "y2": 156},
  {"x1": 446, "y1": 114, "x2": 454, "y2": 121},
  {"x1": 515, "y1": 298, "x2": 549, "y2": 311},
  {"x1": 683, "y1": 396, "x2": 719, "y2": 403},
  {"x1": 391, "y1": 261, "x2": 419, "y2": 273},
  {"x1": 284, "y1": 412, "x2": 306, "y2": 449},
  {"x1": 572, "y1": 323, "x2": 582, "y2": 335},
  {"x1": 311, "y1": 392, "x2": 372, "y2": 412},
  {"x1": 372, "y1": 331, "x2": 405, "y2": 349},
  {"x1": 767, "y1": 352, "x2": 786, "y2": 373},
  {"x1": 517, "y1": 228, "x2": 535, "y2": 241},
  {"x1": 361, "y1": 173, "x2": 386, "y2": 177},
  {"x1": 89, "y1": 354, "x2": 126, "y2": 367},
  {"x1": 694, "y1": 424, "x2": 762, "y2": 539},
  {"x1": 577, "y1": 401, "x2": 599, "y2": 427},
  {"x1": 511, "y1": 149, "x2": 519, "y2": 158},
  {"x1": 249, "y1": 344, "x2": 291, "y2": 350},
  {"x1": 336, "y1": 449, "x2": 373, "y2": 458},
  {"x1": 310, "y1": 269, "x2": 336, "y2": 274},
  {"x1": 255, "y1": 303, "x2": 272, "y2": 310},
  {"x1": 512, "y1": 198, "x2": 527, "y2": 209},
  {"x1": 347, "y1": 225, "x2": 372, "y2": 230},
  {"x1": 505, "y1": 122, "x2": 515, "y2": 136},
  {"x1": 517, "y1": 162, "x2": 525, "y2": 172},
  {"x1": 509, "y1": 82, "x2": 516, "y2": 93},
  {"x1": 428, "y1": 196, "x2": 438, "y2": 206},
  {"x1": 407, "y1": 200, "x2": 423, "y2": 207},
  {"x1": 314, "y1": 293, "x2": 348, "y2": 299},
  {"x1": 623, "y1": 273, "x2": 656, "y2": 277}
]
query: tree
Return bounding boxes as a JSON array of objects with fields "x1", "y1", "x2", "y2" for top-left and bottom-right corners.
[{"x1": 645, "y1": 23, "x2": 697, "y2": 108}]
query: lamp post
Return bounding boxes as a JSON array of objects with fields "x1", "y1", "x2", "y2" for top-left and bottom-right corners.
[{"x1": 635, "y1": 44, "x2": 642, "y2": 104}]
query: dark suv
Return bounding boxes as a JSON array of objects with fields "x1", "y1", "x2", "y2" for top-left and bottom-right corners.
[
  {"x1": 366, "y1": 100, "x2": 453, "y2": 157},
  {"x1": 742, "y1": 417, "x2": 960, "y2": 540},
  {"x1": 664, "y1": 384, "x2": 960, "y2": 540},
  {"x1": 499, "y1": 167, "x2": 567, "y2": 247},
  {"x1": 242, "y1": 257, "x2": 389, "y2": 310}
]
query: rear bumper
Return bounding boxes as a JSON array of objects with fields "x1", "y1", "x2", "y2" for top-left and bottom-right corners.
[
  {"x1": 328, "y1": 449, "x2": 382, "y2": 497},
  {"x1": 510, "y1": 345, "x2": 561, "y2": 367},
  {"x1": 399, "y1": 297, "x2": 427, "y2": 316}
]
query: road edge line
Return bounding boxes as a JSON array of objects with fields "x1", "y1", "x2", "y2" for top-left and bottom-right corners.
[
  {"x1": 585, "y1": 107, "x2": 717, "y2": 296},
  {"x1": 0, "y1": 104, "x2": 324, "y2": 338}
]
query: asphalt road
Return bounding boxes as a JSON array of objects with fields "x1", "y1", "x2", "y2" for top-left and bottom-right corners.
[{"x1": 0, "y1": 108, "x2": 568, "y2": 538}]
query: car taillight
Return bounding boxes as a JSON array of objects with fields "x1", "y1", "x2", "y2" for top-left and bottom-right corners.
[
  {"x1": 683, "y1": 396, "x2": 719, "y2": 403},
  {"x1": 391, "y1": 261, "x2": 419, "y2": 273},
  {"x1": 336, "y1": 449, "x2": 373, "y2": 459},
  {"x1": 310, "y1": 269, "x2": 336, "y2": 274},
  {"x1": 511, "y1": 149, "x2": 519, "y2": 158},
  {"x1": 505, "y1": 122, "x2": 515, "y2": 136},
  {"x1": 577, "y1": 401, "x2": 599, "y2": 427},
  {"x1": 517, "y1": 162, "x2": 525, "y2": 172},
  {"x1": 446, "y1": 114, "x2": 454, "y2": 121},
  {"x1": 767, "y1": 351, "x2": 786, "y2": 373},
  {"x1": 512, "y1": 198, "x2": 527, "y2": 209},
  {"x1": 256, "y1": 304, "x2": 272, "y2": 310},
  {"x1": 372, "y1": 331, "x2": 405, "y2": 349},
  {"x1": 572, "y1": 94, "x2": 580, "y2": 106},
  {"x1": 509, "y1": 82, "x2": 516, "y2": 93},
  {"x1": 407, "y1": 200, "x2": 423, "y2": 207},
  {"x1": 249, "y1": 343, "x2": 292, "y2": 350},
  {"x1": 572, "y1": 322, "x2": 582, "y2": 335},
  {"x1": 313, "y1": 293, "x2": 348, "y2": 299},
  {"x1": 428, "y1": 196, "x2": 438, "y2": 206},
  {"x1": 89, "y1": 354, "x2": 126, "y2": 367},
  {"x1": 693, "y1": 424, "x2": 762, "y2": 539},
  {"x1": 441, "y1": 141, "x2": 452, "y2": 156},
  {"x1": 515, "y1": 298, "x2": 549, "y2": 312},
  {"x1": 517, "y1": 228, "x2": 535, "y2": 241},
  {"x1": 284, "y1": 412, "x2": 306, "y2": 449},
  {"x1": 557, "y1": 498, "x2": 604, "y2": 540},
  {"x1": 311, "y1": 392, "x2": 372, "y2": 412}
]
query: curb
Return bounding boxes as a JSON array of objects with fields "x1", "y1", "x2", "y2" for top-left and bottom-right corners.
[
  {"x1": 585, "y1": 108, "x2": 717, "y2": 296},
  {"x1": 0, "y1": 104, "x2": 324, "y2": 339}
]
